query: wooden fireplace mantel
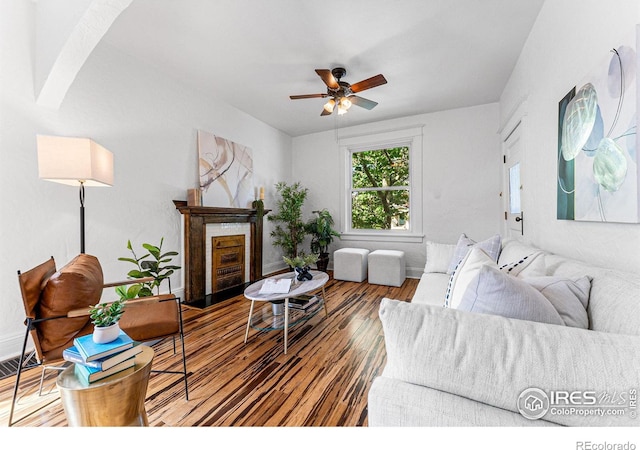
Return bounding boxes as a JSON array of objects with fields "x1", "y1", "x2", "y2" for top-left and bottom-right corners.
[{"x1": 173, "y1": 200, "x2": 270, "y2": 304}]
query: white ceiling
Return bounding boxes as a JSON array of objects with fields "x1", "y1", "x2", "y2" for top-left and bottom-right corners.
[{"x1": 102, "y1": 0, "x2": 545, "y2": 137}]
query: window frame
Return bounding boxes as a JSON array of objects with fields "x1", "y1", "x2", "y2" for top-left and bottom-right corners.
[{"x1": 339, "y1": 126, "x2": 424, "y2": 243}]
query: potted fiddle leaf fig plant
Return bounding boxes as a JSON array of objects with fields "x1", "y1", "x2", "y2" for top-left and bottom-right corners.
[
  {"x1": 118, "y1": 237, "x2": 181, "y2": 297},
  {"x1": 89, "y1": 298, "x2": 127, "y2": 344},
  {"x1": 305, "y1": 209, "x2": 340, "y2": 272}
]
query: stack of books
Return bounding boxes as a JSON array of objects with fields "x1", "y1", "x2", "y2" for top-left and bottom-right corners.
[
  {"x1": 289, "y1": 294, "x2": 320, "y2": 310},
  {"x1": 63, "y1": 329, "x2": 142, "y2": 384}
]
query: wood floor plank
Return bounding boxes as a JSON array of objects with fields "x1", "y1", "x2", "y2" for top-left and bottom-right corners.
[{"x1": 0, "y1": 272, "x2": 417, "y2": 427}]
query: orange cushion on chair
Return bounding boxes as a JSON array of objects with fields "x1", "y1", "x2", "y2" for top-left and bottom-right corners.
[
  {"x1": 120, "y1": 294, "x2": 180, "y2": 342},
  {"x1": 37, "y1": 254, "x2": 103, "y2": 359}
]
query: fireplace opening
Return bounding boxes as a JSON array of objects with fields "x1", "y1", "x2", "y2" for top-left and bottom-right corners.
[{"x1": 212, "y1": 235, "x2": 245, "y2": 293}]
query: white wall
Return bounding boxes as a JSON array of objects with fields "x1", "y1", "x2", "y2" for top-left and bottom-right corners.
[
  {"x1": 499, "y1": 0, "x2": 640, "y2": 273},
  {"x1": 0, "y1": 1, "x2": 292, "y2": 360},
  {"x1": 292, "y1": 104, "x2": 502, "y2": 277}
]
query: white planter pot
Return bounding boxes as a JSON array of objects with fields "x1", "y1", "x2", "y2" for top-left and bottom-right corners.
[{"x1": 92, "y1": 322, "x2": 121, "y2": 344}]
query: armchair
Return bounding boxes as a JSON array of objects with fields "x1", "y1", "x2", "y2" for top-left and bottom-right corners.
[{"x1": 9, "y1": 253, "x2": 188, "y2": 427}]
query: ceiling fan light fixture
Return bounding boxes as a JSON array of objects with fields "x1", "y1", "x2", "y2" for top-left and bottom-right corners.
[
  {"x1": 340, "y1": 97, "x2": 352, "y2": 110},
  {"x1": 323, "y1": 98, "x2": 336, "y2": 113},
  {"x1": 291, "y1": 67, "x2": 387, "y2": 117}
]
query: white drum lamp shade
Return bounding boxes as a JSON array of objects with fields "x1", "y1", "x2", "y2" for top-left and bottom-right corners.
[{"x1": 37, "y1": 135, "x2": 114, "y2": 253}]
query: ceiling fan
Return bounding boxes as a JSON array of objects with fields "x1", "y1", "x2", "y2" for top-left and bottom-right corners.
[{"x1": 290, "y1": 67, "x2": 387, "y2": 116}]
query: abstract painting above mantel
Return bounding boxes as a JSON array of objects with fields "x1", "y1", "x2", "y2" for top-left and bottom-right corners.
[
  {"x1": 557, "y1": 25, "x2": 639, "y2": 223},
  {"x1": 198, "y1": 130, "x2": 254, "y2": 208}
]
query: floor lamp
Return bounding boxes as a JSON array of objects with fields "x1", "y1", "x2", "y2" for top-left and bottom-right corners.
[{"x1": 37, "y1": 135, "x2": 114, "y2": 254}]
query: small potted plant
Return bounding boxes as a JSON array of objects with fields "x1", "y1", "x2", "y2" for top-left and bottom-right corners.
[
  {"x1": 283, "y1": 253, "x2": 319, "y2": 281},
  {"x1": 89, "y1": 298, "x2": 127, "y2": 344},
  {"x1": 305, "y1": 209, "x2": 340, "y2": 272}
]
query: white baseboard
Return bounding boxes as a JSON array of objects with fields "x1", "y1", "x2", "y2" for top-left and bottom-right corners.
[
  {"x1": 0, "y1": 332, "x2": 32, "y2": 362},
  {"x1": 266, "y1": 262, "x2": 422, "y2": 279}
]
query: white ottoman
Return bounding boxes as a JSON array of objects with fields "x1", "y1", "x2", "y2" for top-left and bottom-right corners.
[
  {"x1": 368, "y1": 250, "x2": 406, "y2": 287},
  {"x1": 333, "y1": 248, "x2": 370, "y2": 282}
]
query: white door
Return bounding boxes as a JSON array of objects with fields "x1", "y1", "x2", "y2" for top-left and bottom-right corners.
[{"x1": 503, "y1": 121, "x2": 524, "y2": 238}]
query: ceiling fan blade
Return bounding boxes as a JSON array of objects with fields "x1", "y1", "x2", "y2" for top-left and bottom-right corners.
[
  {"x1": 290, "y1": 93, "x2": 329, "y2": 99},
  {"x1": 349, "y1": 95, "x2": 378, "y2": 110},
  {"x1": 350, "y1": 74, "x2": 387, "y2": 93},
  {"x1": 315, "y1": 69, "x2": 339, "y2": 89}
]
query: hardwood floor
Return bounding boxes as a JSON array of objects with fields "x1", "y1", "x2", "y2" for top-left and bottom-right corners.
[{"x1": 0, "y1": 272, "x2": 417, "y2": 427}]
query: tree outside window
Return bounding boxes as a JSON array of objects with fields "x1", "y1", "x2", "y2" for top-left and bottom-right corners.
[{"x1": 350, "y1": 146, "x2": 410, "y2": 230}]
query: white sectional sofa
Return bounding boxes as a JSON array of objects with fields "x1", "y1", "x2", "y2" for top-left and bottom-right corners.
[{"x1": 368, "y1": 237, "x2": 640, "y2": 426}]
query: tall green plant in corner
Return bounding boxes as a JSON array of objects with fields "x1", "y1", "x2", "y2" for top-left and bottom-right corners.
[
  {"x1": 118, "y1": 237, "x2": 181, "y2": 296},
  {"x1": 268, "y1": 181, "x2": 308, "y2": 258}
]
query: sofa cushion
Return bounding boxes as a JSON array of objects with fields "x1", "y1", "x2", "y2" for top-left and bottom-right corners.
[
  {"x1": 37, "y1": 254, "x2": 103, "y2": 358},
  {"x1": 424, "y1": 241, "x2": 456, "y2": 273},
  {"x1": 447, "y1": 233, "x2": 501, "y2": 274},
  {"x1": 377, "y1": 298, "x2": 640, "y2": 426},
  {"x1": 523, "y1": 276, "x2": 591, "y2": 329},
  {"x1": 500, "y1": 239, "x2": 640, "y2": 336},
  {"x1": 499, "y1": 251, "x2": 546, "y2": 277},
  {"x1": 445, "y1": 247, "x2": 497, "y2": 308},
  {"x1": 497, "y1": 238, "x2": 541, "y2": 267},
  {"x1": 368, "y1": 376, "x2": 556, "y2": 427},
  {"x1": 412, "y1": 273, "x2": 451, "y2": 306},
  {"x1": 457, "y1": 265, "x2": 564, "y2": 326}
]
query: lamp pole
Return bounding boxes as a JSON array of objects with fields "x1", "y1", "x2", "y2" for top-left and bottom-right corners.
[{"x1": 79, "y1": 181, "x2": 85, "y2": 254}]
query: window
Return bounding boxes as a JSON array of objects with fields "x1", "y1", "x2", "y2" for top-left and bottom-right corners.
[
  {"x1": 339, "y1": 126, "x2": 423, "y2": 242},
  {"x1": 350, "y1": 146, "x2": 410, "y2": 230},
  {"x1": 509, "y1": 162, "x2": 521, "y2": 214}
]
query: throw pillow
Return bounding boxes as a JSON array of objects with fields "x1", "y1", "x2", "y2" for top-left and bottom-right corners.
[
  {"x1": 424, "y1": 241, "x2": 456, "y2": 274},
  {"x1": 38, "y1": 254, "x2": 104, "y2": 353},
  {"x1": 444, "y1": 247, "x2": 497, "y2": 309},
  {"x1": 499, "y1": 251, "x2": 546, "y2": 277},
  {"x1": 447, "y1": 233, "x2": 502, "y2": 274},
  {"x1": 457, "y1": 265, "x2": 564, "y2": 326},
  {"x1": 522, "y1": 276, "x2": 592, "y2": 329}
]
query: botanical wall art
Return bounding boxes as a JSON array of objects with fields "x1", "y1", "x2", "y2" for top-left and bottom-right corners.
[
  {"x1": 198, "y1": 130, "x2": 254, "y2": 208},
  {"x1": 557, "y1": 26, "x2": 639, "y2": 223}
]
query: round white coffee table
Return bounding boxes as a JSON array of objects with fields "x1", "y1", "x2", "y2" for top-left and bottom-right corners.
[{"x1": 243, "y1": 270, "x2": 329, "y2": 354}]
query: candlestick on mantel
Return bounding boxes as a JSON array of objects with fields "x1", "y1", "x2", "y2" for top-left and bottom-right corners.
[{"x1": 259, "y1": 186, "x2": 264, "y2": 200}]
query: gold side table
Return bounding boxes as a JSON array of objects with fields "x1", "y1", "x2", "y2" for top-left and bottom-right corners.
[{"x1": 56, "y1": 345, "x2": 154, "y2": 426}]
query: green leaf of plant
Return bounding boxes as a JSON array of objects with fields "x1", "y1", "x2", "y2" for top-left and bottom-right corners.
[
  {"x1": 142, "y1": 244, "x2": 160, "y2": 258},
  {"x1": 140, "y1": 261, "x2": 154, "y2": 270},
  {"x1": 138, "y1": 287, "x2": 153, "y2": 297},
  {"x1": 115, "y1": 285, "x2": 127, "y2": 298},
  {"x1": 118, "y1": 257, "x2": 138, "y2": 265},
  {"x1": 127, "y1": 284, "x2": 142, "y2": 298}
]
